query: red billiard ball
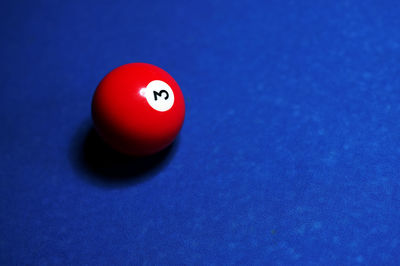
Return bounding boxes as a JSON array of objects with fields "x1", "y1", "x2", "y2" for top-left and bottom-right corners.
[{"x1": 91, "y1": 63, "x2": 185, "y2": 156}]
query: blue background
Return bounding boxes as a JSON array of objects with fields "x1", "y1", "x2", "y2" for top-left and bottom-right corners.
[{"x1": 1, "y1": 0, "x2": 400, "y2": 264}]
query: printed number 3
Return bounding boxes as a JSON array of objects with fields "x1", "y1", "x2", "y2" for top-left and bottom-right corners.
[{"x1": 153, "y1": 90, "x2": 169, "y2": 101}]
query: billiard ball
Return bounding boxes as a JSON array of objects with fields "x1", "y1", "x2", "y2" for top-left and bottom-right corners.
[{"x1": 91, "y1": 63, "x2": 185, "y2": 156}]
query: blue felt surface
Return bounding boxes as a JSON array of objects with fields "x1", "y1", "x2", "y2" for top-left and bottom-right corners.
[{"x1": 1, "y1": 0, "x2": 400, "y2": 264}]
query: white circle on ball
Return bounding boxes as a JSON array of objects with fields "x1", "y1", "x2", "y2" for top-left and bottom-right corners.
[{"x1": 144, "y1": 80, "x2": 175, "y2": 112}]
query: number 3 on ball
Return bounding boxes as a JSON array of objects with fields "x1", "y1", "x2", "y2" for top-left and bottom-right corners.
[
  {"x1": 154, "y1": 89, "x2": 169, "y2": 101},
  {"x1": 145, "y1": 80, "x2": 175, "y2": 112}
]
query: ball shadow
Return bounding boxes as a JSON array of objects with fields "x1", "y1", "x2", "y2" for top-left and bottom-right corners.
[{"x1": 69, "y1": 121, "x2": 178, "y2": 187}]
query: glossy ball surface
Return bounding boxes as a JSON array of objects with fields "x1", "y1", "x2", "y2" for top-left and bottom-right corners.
[{"x1": 92, "y1": 63, "x2": 185, "y2": 156}]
